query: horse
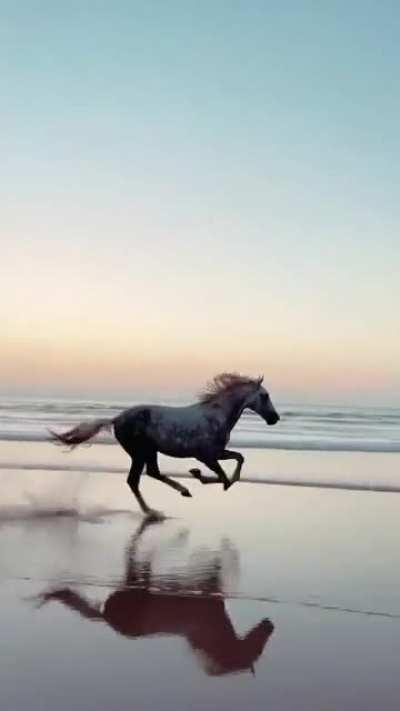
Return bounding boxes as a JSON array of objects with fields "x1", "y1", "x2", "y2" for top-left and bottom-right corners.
[
  {"x1": 50, "y1": 373, "x2": 280, "y2": 518},
  {"x1": 36, "y1": 519, "x2": 274, "y2": 676}
]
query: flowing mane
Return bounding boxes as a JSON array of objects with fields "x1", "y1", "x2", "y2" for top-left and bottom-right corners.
[{"x1": 198, "y1": 373, "x2": 262, "y2": 404}]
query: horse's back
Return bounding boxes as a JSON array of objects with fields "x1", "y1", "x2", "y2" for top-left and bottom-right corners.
[
  {"x1": 113, "y1": 401, "x2": 224, "y2": 458},
  {"x1": 113, "y1": 403, "x2": 198, "y2": 446}
]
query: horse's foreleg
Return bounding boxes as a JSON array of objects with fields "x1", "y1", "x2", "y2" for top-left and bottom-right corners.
[
  {"x1": 36, "y1": 589, "x2": 102, "y2": 621},
  {"x1": 146, "y1": 454, "x2": 192, "y2": 498},
  {"x1": 199, "y1": 460, "x2": 231, "y2": 491},
  {"x1": 190, "y1": 452, "x2": 243, "y2": 488},
  {"x1": 189, "y1": 468, "x2": 221, "y2": 485},
  {"x1": 219, "y1": 450, "x2": 244, "y2": 485}
]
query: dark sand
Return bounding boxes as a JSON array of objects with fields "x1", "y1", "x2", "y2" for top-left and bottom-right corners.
[{"x1": 2, "y1": 467, "x2": 400, "y2": 710}]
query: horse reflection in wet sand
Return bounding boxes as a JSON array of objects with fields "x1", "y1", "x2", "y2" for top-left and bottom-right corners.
[
  {"x1": 36, "y1": 521, "x2": 274, "y2": 677},
  {"x1": 50, "y1": 373, "x2": 280, "y2": 518}
]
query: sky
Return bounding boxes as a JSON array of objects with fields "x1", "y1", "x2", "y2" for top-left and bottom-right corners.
[{"x1": 2, "y1": 1, "x2": 399, "y2": 404}]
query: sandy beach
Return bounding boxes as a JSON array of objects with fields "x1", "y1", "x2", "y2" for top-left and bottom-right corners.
[{"x1": 2, "y1": 456, "x2": 400, "y2": 711}]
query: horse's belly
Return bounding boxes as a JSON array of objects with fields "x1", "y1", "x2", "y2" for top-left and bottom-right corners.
[
  {"x1": 155, "y1": 437, "x2": 200, "y2": 459},
  {"x1": 150, "y1": 425, "x2": 209, "y2": 459},
  {"x1": 157, "y1": 445, "x2": 190, "y2": 458}
]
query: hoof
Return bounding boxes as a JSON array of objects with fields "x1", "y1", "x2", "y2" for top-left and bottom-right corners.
[
  {"x1": 189, "y1": 468, "x2": 201, "y2": 478},
  {"x1": 181, "y1": 489, "x2": 192, "y2": 498},
  {"x1": 223, "y1": 480, "x2": 233, "y2": 491}
]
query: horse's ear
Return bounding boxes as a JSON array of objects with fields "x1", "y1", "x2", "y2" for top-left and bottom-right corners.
[{"x1": 257, "y1": 375, "x2": 264, "y2": 387}]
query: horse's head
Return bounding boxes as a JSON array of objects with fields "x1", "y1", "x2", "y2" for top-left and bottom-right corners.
[
  {"x1": 237, "y1": 617, "x2": 274, "y2": 670},
  {"x1": 246, "y1": 377, "x2": 280, "y2": 426},
  {"x1": 197, "y1": 617, "x2": 274, "y2": 676}
]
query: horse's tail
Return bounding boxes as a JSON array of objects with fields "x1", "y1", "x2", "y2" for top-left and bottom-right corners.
[{"x1": 49, "y1": 418, "x2": 114, "y2": 449}]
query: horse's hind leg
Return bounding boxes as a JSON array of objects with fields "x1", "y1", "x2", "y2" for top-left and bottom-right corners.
[
  {"x1": 127, "y1": 455, "x2": 152, "y2": 515},
  {"x1": 115, "y1": 424, "x2": 162, "y2": 518},
  {"x1": 146, "y1": 452, "x2": 192, "y2": 499}
]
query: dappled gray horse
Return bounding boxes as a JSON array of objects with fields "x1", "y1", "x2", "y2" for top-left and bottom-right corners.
[{"x1": 51, "y1": 373, "x2": 280, "y2": 517}]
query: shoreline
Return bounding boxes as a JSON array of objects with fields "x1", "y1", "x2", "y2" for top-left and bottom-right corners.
[{"x1": 2, "y1": 458, "x2": 400, "y2": 494}]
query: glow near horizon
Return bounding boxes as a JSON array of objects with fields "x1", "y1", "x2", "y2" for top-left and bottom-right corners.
[{"x1": 2, "y1": 2, "x2": 399, "y2": 404}]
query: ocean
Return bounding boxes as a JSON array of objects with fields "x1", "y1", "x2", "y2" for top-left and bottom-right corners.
[{"x1": 0, "y1": 396, "x2": 399, "y2": 452}]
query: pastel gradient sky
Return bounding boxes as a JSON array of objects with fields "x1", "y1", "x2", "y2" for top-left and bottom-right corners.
[{"x1": 2, "y1": 2, "x2": 399, "y2": 403}]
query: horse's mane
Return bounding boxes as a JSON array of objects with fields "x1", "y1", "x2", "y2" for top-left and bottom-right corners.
[{"x1": 199, "y1": 373, "x2": 262, "y2": 403}]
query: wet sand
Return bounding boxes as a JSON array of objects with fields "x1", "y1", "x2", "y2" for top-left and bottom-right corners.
[{"x1": 2, "y1": 468, "x2": 400, "y2": 710}]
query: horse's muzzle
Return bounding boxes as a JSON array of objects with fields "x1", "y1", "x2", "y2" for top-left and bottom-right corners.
[{"x1": 267, "y1": 414, "x2": 280, "y2": 425}]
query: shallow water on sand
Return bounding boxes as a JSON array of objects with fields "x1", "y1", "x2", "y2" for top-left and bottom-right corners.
[{"x1": 2, "y1": 471, "x2": 400, "y2": 710}]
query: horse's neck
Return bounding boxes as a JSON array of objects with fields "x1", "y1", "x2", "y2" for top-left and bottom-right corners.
[{"x1": 217, "y1": 391, "x2": 248, "y2": 432}]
